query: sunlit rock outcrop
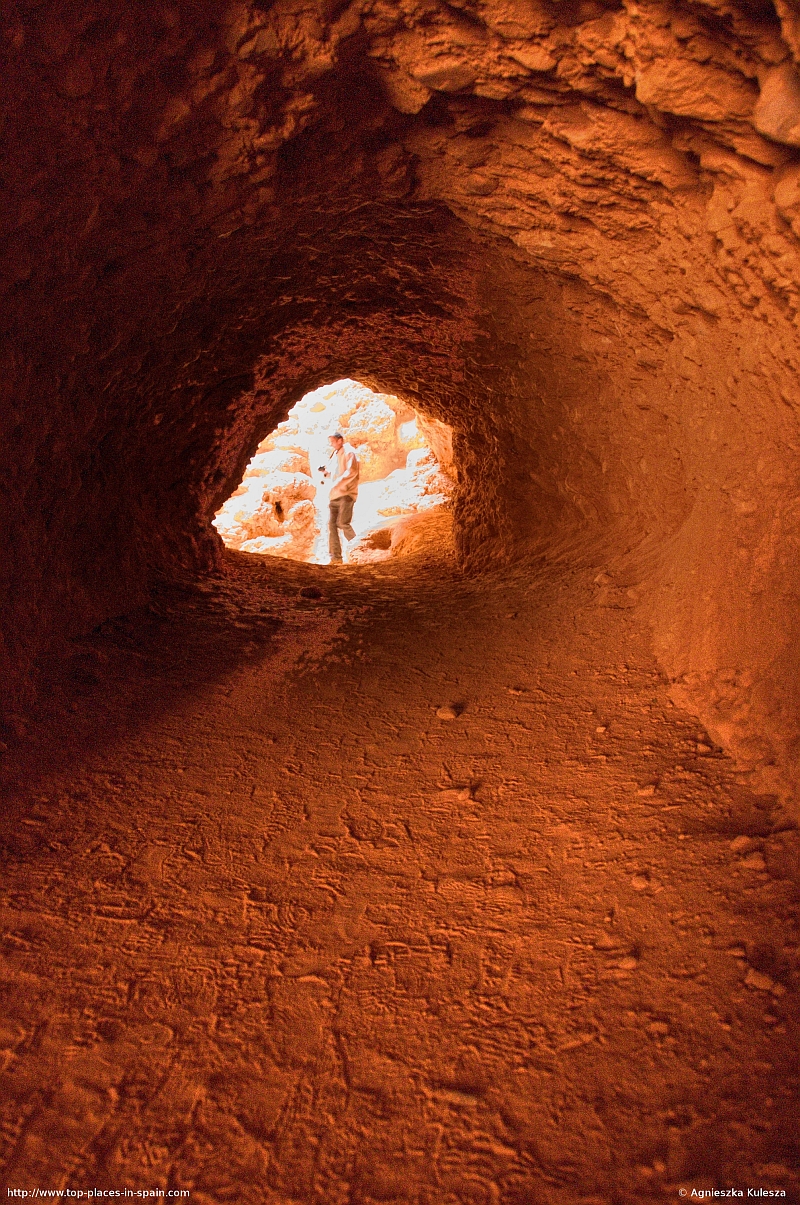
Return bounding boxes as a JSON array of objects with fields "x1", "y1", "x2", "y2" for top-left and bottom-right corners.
[{"x1": 374, "y1": 447, "x2": 454, "y2": 518}]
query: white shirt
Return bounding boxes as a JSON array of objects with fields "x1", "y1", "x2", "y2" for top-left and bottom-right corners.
[{"x1": 329, "y1": 443, "x2": 359, "y2": 499}]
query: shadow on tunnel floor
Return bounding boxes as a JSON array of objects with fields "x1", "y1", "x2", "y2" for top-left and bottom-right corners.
[{"x1": 0, "y1": 545, "x2": 467, "y2": 816}]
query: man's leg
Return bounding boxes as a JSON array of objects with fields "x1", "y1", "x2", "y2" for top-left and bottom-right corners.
[
  {"x1": 329, "y1": 498, "x2": 344, "y2": 563},
  {"x1": 338, "y1": 494, "x2": 356, "y2": 542}
]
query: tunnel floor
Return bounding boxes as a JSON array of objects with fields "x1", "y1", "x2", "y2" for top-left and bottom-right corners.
[{"x1": 1, "y1": 529, "x2": 798, "y2": 1203}]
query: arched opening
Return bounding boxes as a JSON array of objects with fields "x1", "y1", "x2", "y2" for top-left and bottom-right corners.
[{"x1": 213, "y1": 379, "x2": 455, "y2": 565}]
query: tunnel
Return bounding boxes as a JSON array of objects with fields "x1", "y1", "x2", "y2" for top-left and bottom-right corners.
[{"x1": 1, "y1": 0, "x2": 800, "y2": 1199}]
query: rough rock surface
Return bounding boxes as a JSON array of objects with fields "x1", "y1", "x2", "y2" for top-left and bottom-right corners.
[
  {"x1": 375, "y1": 447, "x2": 454, "y2": 516},
  {"x1": 3, "y1": 0, "x2": 800, "y2": 904},
  {"x1": 0, "y1": 540, "x2": 797, "y2": 1202},
  {"x1": 339, "y1": 394, "x2": 407, "y2": 481},
  {"x1": 279, "y1": 379, "x2": 424, "y2": 484},
  {"x1": 214, "y1": 470, "x2": 317, "y2": 560},
  {"x1": 348, "y1": 503, "x2": 454, "y2": 563},
  {"x1": 6, "y1": 2, "x2": 800, "y2": 1195}
]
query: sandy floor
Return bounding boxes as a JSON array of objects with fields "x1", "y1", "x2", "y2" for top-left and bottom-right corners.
[{"x1": 0, "y1": 531, "x2": 798, "y2": 1204}]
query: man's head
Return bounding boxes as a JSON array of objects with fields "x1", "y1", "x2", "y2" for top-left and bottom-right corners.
[{"x1": 328, "y1": 432, "x2": 344, "y2": 450}]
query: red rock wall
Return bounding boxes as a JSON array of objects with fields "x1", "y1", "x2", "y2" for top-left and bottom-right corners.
[{"x1": 3, "y1": 0, "x2": 800, "y2": 801}]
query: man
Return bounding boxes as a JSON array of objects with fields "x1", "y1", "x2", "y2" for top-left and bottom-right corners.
[{"x1": 326, "y1": 431, "x2": 359, "y2": 564}]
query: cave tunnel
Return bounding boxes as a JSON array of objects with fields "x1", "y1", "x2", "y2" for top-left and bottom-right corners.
[{"x1": 2, "y1": 0, "x2": 800, "y2": 1198}]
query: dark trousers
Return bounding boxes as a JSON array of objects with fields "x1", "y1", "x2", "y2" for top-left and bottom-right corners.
[{"x1": 329, "y1": 495, "x2": 356, "y2": 562}]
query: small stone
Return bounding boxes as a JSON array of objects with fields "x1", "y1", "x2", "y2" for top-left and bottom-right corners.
[
  {"x1": 763, "y1": 1013, "x2": 779, "y2": 1025},
  {"x1": 726, "y1": 945, "x2": 747, "y2": 958},
  {"x1": 636, "y1": 784, "x2": 656, "y2": 797},
  {"x1": 696, "y1": 742, "x2": 712, "y2": 754},
  {"x1": 729, "y1": 835, "x2": 761, "y2": 854},
  {"x1": 438, "y1": 786, "x2": 473, "y2": 802},
  {"x1": 509, "y1": 44, "x2": 557, "y2": 72},
  {"x1": 594, "y1": 932, "x2": 617, "y2": 950},
  {"x1": 298, "y1": 586, "x2": 323, "y2": 600},
  {"x1": 755, "y1": 62, "x2": 800, "y2": 146},
  {"x1": 647, "y1": 1020, "x2": 670, "y2": 1035},
  {"x1": 744, "y1": 967, "x2": 775, "y2": 992},
  {"x1": 436, "y1": 704, "x2": 460, "y2": 720},
  {"x1": 631, "y1": 874, "x2": 650, "y2": 891},
  {"x1": 617, "y1": 955, "x2": 639, "y2": 971},
  {"x1": 595, "y1": 725, "x2": 607, "y2": 733},
  {"x1": 507, "y1": 686, "x2": 525, "y2": 695},
  {"x1": 740, "y1": 851, "x2": 767, "y2": 871},
  {"x1": 412, "y1": 58, "x2": 478, "y2": 92}
]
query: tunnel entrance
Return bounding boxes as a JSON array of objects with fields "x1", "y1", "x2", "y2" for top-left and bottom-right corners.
[{"x1": 213, "y1": 380, "x2": 454, "y2": 565}]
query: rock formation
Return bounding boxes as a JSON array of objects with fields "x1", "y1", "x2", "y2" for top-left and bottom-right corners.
[
  {"x1": 3, "y1": 0, "x2": 800, "y2": 800},
  {"x1": 213, "y1": 451, "x2": 317, "y2": 560},
  {"x1": 373, "y1": 447, "x2": 454, "y2": 517}
]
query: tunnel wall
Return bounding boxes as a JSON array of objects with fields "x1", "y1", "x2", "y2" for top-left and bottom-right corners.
[{"x1": 3, "y1": 0, "x2": 800, "y2": 804}]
